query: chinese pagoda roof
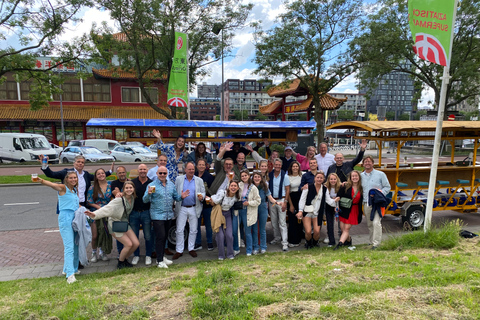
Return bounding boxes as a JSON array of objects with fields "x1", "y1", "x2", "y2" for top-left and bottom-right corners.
[
  {"x1": 0, "y1": 104, "x2": 169, "y2": 121},
  {"x1": 259, "y1": 94, "x2": 347, "y2": 115}
]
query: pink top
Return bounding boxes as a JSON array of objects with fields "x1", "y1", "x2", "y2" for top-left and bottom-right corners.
[{"x1": 296, "y1": 154, "x2": 311, "y2": 171}]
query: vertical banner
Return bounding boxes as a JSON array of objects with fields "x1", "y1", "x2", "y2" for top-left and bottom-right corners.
[
  {"x1": 408, "y1": 0, "x2": 456, "y2": 67},
  {"x1": 167, "y1": 32, "x2": 188, "y2": 107}
]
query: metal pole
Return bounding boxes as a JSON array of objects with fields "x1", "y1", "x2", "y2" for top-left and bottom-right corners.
[
  {"x1": 221, "y1": 29, "x2": 224, "y2": 121},
  {"x1": 60, "y1": 84, "x2": 65, "y2": 148}
]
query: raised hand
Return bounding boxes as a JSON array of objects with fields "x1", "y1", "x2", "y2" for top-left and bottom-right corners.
[
  {"x1": 152, "y1": 129, "x2": 161, "y2": 139},
  {"x1": 359, "y1": 139, "x2": 368, "y2": 150},
  {"x1": 181, "y1": 189, "x2": 190, "y2": 199}
]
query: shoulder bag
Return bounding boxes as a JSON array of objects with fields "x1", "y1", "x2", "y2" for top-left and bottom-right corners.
[
  {"x1": 339, "y1": 189, "x2": 359, "y2": 209},
  {"x1": 112, "y1": 198, "x2": 129, "y2": 233}
]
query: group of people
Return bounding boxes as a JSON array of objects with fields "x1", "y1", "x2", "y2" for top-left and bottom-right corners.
[{"x1": 34, "y1": 131, "x2": 391, "y2": 284}]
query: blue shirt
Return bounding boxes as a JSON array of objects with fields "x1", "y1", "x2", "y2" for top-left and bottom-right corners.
[
  {"x1": 182, "y1": 177, "x2": 196, "y2": 206},
  {"x1": 143, "y1": 179, "x2": 182, "y2": 220},
  {"x1": 361, "y1": 169, "x2": 391, "y2": 203},
  {"x1": 272, "y1": 172, "x2": 290, "y2": 198}
]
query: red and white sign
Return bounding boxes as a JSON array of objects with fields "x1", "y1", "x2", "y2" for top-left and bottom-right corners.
[
  {"x1": 412, "y1": 33, "x2": 447, "y2": 67},
  {"x1": 448, "y1": 114, "x2": 455, "y2": 121},
  {"x1": 167, "y1": 97, "x2": 187, "y2": 107},
  {"x1": 176, "y1": 36, "x2": 183, "y2": 50}
]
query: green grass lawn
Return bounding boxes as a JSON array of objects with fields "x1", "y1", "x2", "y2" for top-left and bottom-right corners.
[{"x1": 1, "y1": 223, "x2": 479, "y2": 319}]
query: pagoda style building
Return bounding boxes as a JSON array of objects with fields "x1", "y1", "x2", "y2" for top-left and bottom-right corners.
[{"x1": 259, "y1": 78, "x2": 347, "y2": 120}]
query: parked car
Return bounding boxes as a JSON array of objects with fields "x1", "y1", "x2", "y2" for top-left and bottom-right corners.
[
  {"x1": 68, "y1": 139, "x2": 120, "y2": 155},
  {"x1": 110, "y1": 146, "x2": 158, "y2": 162},
  {"x1": 0, "y1": 133, "x2": 57, "y2": 163},
  {"x1": 120, "y1": 141, "x2": 145, "y2": 147},
  {"x1": 60, "y1": 146, "x2": 114, "y2": 163},
  {"x1": 50, "y1": 143, "x2": 63, "y2": 156}
]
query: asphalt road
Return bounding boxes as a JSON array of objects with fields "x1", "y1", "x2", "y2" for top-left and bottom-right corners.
[{"x1": 0, "y1": 185, "x2": 59, "y2": 231}]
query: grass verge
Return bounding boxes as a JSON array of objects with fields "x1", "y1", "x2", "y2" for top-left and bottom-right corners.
[{"x1": 1, "y1": 224, "x2": 480, "y2": 319}]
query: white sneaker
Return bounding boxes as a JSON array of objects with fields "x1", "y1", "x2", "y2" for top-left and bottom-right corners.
[
  {"x1": 288, "y1": 243, "x2": 300, "y2": 248},
  {"x1": 246, "y1": 253, "x2": 251, "y2": 256},
  {"x1": 253, "y1": 250, "x2": 259, "y2": 255},
  {"x1": 323, "y1": 238, "x2": 329, "y2": 244},
  {"x1": 260, "y1": 249, "x2": 267, "y2": 254},
  {"x1": 218, "y1": 257, "x2": 224, "y2": 261},
  {"x1": 282, "y1": 245, "x2": 289, "y2": 251},
  {"x1": 270, "y1": 238, "x2": 280, "y2": 245},
  {"x1": 240, "y1": 240, "x2": 245, "y2": 248},
  {"x1": 90, "y1": 252, "x2": 97, "y2": 263},
  {"x1": 99, "y1": 252, "x2": 109, "y2": 261},
  {"x1": 234, "y1": 250, "x2": 240, "y2": 256},
  {"x1": 67, "y1": 274, "x2": 76, "y2": 284},
  {"x1": 157, "y1": 261, "x2": 168, "y2": 269},
  {"x1": 131, "y1": 256, "x2": 140, "y2": 265},
  {"x1": 163, "y1": 257, "x2": 173, "y2": 265},
  {"x1": 145, "y1": 256, "x2": 152, "y2": 265}
]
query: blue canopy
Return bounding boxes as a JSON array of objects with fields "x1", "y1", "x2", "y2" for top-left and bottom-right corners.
[{"x1": 86, "y1": 119, "x2": 317, "y2": 131}]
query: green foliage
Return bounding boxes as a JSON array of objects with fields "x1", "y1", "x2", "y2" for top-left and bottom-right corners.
[
  {"x1": 414, "y1": 109, "x2": 428, "y2": 120},
  {"x1": 350, "y1": 0, "x2": 480, "y2": 112},
  {"x1": 0, "y1": 0, "x2": 93, "y2": 110},
  {"x1": 460, "y1": 110, "x2": 480, "y2": 121},
  {"x1": 399, "y1": 113, "x2": 410, "y2": 120},
  {"x1": 233, "y1": 110, "x2": 248, "y2": 120},
  {"x1": 253, "y1": 0, "x2": 363, "y2": 142},
  {"x1": 381, "y1": 220, "x2": 462, "y2": 250},
  {"x1": 255, "y1": 112, "x2": 268, "y2": 121},
  {"x1": 336, "y1": 110, "x2": 354, "y2": 121},
  {"x1": 91, "y1": 0, "x2": 252, "y2": 118},
  {"x1": 385, "y1": 111, "x2": 395, "y2": 120}
]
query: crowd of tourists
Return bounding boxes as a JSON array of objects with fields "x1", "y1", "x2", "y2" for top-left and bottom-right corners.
[{"x1": 34, "y1": 131, "x2": 390, "y2": 284}]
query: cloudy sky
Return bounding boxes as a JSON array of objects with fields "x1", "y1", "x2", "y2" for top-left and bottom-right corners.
[{"x1": 13, "y1": 0, "x2": 435, "y2": 107}]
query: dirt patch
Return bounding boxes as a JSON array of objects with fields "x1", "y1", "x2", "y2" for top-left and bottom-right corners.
[
  {"x1": 145, "y1": 289, "x2": 191, "y2": 319},
  {"x1": 336, "y1": 285, "x2": 474, "y2": 319},
  {"x1": 255, "y1": 300, "x2": 326, "y2": 319}
]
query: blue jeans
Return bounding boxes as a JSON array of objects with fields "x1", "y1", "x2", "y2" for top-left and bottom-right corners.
[
  {"x1": 58, "y1": 209, "x2": 79, "y2": 277},
  {"x1": 258, "y1": 204, "x2": 268, "y2": 251},
  {"x1": 246, "y1": 220, "x2": 259, "y2": 254},
  {"x1": 129, "y1": 210, "x2": 152, "y2": 257},
  {"x1": 196, "y1": 207, "x2": 213, "y2": 245},
  {"x1": 233, "y1": 209, "x2": 247, "y2": 251}
]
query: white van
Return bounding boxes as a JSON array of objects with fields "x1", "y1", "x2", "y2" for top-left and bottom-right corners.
[
  {"x1": 68, "y1": 139, "x2": 120, "y2": 155},
  {"x1": 0, "y1": 133, "x2": 58, "y2": 163}
]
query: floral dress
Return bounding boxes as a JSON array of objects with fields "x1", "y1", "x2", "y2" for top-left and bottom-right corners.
[{"x1": 155, "y1": 140, "x2": 186, "y2": 182}]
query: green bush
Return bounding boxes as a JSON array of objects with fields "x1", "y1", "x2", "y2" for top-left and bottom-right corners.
[{"x1": 381, "y1": 220, "x2": 462, "y2": 250}]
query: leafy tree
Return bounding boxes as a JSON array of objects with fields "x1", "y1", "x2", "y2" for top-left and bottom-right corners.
[
  {"x1": 414, "y1": 109, "x2": 427, "y2": 120},
  {"x1": 337, "y1": 110, "x2": 354, "y2": 121},
  {"x1": 233, "y1": 110, "x2": 248, "y2": 120},
  {"x1": 255, "y1": 112, "x2": 268, "y2": 121},
  {"x1": 253, "y1": 0, "x2": 363, "y2": 142},
  {"x1": 92, "y1": 0, "x2": 252, "y2": 119},
  {"x1": 0, "y1": 0, "x2": 92, "y2": 110},
  {"x1": 399, "y1": 113, "x2": 410, "y2": 120},
  {"x1": 350, "y1": 0, "x2": 480, "y2": 116},
  {"x1": 385, "y1": 111, "x2": 395, "y2": 120}
]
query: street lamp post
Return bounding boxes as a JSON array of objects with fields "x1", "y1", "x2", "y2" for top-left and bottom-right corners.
[{"x1": 212, "y1": 23, "x2": 225, "y2": 121}]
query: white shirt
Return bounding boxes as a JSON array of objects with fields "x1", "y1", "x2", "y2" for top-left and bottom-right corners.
[
  {"x1": 315, "y1": 153, "x2": 335, "y2": 174},
  {"x1": 75, "y1": 169, "x2": 86, "y2": 202},
  {"x1": 287, "y1": 174, "x2": 302, "y2": 193},
  {"x1": 271, "y1": 172, "x2": 290, "y2": 198}
]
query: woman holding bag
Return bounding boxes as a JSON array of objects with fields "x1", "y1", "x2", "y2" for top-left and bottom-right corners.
[
  {"x1": 84, "y1": 181, "x2": 139, "y2": 269},
  {"x1": 335, "y1": 170, "x2": 363, "y2": 250},
  {"x1": 296, "y1": 172, "x2": 337, "y2": 249},
  {"x1": 238, "y1": 169, "x2": 261, "y2": 256}
]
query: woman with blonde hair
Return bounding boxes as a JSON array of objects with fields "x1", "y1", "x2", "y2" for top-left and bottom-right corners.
[
  {"x1": 237, "y1": 169, "x2": 261, "y2": 255},
  {"x1": 85, "y1": 181, "x2": 139, "y2": 269},
  {"x1": 34, "y1": 171, "x2": 80, "y2": 284},
  {"x1": 296, "y1": 172, "x2": 337, "y2": 249},
  {"x1": 335, "y1": 170, "x2": 363, "y2": 250},
  {"x1": 295, "y1": 146, "x2": 317, "y2": 171},
  {"x1": 325, "y1": 173, "x2": 342, "y2": 246}
]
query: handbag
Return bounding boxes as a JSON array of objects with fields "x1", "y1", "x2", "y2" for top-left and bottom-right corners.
[
  {"x1": 232, "y1": 201, "x2": 244, "y2": 210},
  {"x1": 339, "y1": 189, "x2": 359, "y2": 209},
  {"x1": 112, "y1": 198, "x2": 130, "y2": 233},
  {"x1": 304, "y1": 205, "x2": 315, "y2": 213}
]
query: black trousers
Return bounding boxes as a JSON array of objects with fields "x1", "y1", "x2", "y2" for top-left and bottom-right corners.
[
  {"x1": 152, "y1": 220, "x2": 171, "y2": 263},
  {"x1": 287, "y1": 191, "x2": 304, "y2": 244},
  {"x1": 325, "y1": 206, "x2": 336, "y2": 245}
]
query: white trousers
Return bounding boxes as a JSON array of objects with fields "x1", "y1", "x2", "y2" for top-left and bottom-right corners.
[{"x1": 176, "y1": 206, "x2": 198, "y2": 253}]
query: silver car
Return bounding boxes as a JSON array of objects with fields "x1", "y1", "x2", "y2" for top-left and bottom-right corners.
[
  {"x1": 60, "y1": 146, "x2": 115, "y2": 163},
  {"x1": 110, "y1": 146, "x2": 158, "y2": 162}
]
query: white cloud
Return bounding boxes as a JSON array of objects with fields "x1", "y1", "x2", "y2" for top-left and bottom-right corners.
[
  {"x1": 330, "y1": 74, "x2": 359, "y2": 93},
  {"x1": 60, "y1": 8, "x2": 116, "y2": 42},
  {"x1": 418, "y1": 87, "x2": 435, "y2": 108}
]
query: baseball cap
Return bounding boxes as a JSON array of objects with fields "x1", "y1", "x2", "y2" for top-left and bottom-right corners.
[{"x1": 284, "y1": 146, "x2": 293, "y2": 151}]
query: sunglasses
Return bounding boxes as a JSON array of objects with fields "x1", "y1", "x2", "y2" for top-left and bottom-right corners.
[{"x1": 158, "y1": 172, "x2": 168, "y2": 175}]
